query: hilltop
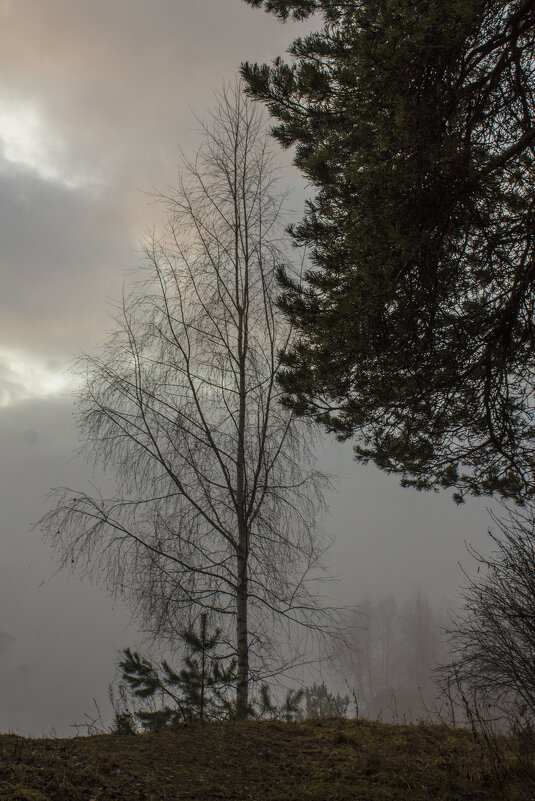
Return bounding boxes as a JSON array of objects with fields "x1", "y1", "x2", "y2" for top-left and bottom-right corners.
[{"x1": 1, "y1": 718, "x2": 534, "y2": 800}]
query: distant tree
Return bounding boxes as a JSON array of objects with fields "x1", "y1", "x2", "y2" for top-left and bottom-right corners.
[
  {"x1": 339, "y1": 592, "x2": 442, "y2": 721},
  {"x1": 342, "y1": 598, "x2": 375, "y2": 711},
  {"x1": 374, "y1": 596, "x2": 397, "y2": 693},
  {"x1": 399, "y1": 591, "x2": 444, "y2": 694},
  {"x1": 41, "y1": 86, "x2": 334, "y2": 721},
  {"x1": 242, "y1": 0, "x2": 535, "y2": 502}
]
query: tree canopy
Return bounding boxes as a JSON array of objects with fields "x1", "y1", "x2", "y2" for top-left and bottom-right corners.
[{"x1": 242, "y1": 0, "x2": 535, "y2": 501}]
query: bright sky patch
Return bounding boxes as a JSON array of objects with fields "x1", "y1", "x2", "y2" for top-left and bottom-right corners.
[
  {"x1": 0, "y1": 96, "x2": 97, "y2": 189},
  {"x1": 0, "y1": 347, "x2": 72, "y2": 407}
]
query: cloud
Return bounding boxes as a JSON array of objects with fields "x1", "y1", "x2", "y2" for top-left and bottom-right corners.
[
  {"x1": 0, "y1": 1, "x2": 301, "y2": 198},
  {"x1": 0, "y1": 155, "x2": 133, "y2": 358},
  {"x1": 0, "y1": 630, "x2": 16, "y2": 655},
  {"x1": 0, "y1": 95, "x2": 100, "y2": 189},
  {"x1": 0, "y1": 346, "x2": 73, "y2": 407},
  {"x1": 0, "y1": 1, "x2": 303, "y2": 372}
]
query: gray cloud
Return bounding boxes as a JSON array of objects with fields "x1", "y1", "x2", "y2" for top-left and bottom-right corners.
[
  {"x1": 0, "y1": 157, "x2": 132, "y2": 359},
  {"x1": 0, "y1": 1, "x2": 302, "y2": 356},
  {"x1": 0, "y1": 1, "x2": 301, "y2": 202}
]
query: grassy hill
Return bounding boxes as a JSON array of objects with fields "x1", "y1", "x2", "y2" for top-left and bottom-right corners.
[{"x1": 1, "y1": 718, "x2": 534, "y2": 800}]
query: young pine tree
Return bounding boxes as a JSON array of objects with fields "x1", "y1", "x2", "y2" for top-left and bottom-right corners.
[
  {"x1": 302, "y1": 682, "x2": 349, "y2": 719},
  {"x1": 119, "y1": 614, "x2": 237, "y2": 729}
]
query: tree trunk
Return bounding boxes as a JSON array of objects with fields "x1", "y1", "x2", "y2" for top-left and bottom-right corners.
[
  {"x1": 200, "y1": 613, "x2": 206, "y2": 723},
  {"x1": 234, "y1": 152, "x2": 249, "y2": 720},
  {"x1": 236, "y1": 547, "x2": 249, "y2": 720}
]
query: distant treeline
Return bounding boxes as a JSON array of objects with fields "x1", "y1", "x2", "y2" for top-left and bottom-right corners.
[{"x1": 338, "y1": 591, "x2": 447, "y2": 723}]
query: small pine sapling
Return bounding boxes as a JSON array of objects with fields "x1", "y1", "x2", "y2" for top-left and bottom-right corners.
[
  {"x1": 118, "y1": 614, "x2": 237, "y2": 728},
  {"x1": 175, "y1": 613, "x2": 237, "y2": 721},
  {"x1": 302, "y1": 682, "x2": 349, "y2": 719},
  {"x1": 252, "y1": 683, "x2": 305, "y2": 721}
]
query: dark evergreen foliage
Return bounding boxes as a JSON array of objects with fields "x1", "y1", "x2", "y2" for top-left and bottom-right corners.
[
  {"x1": 117, "y1": 615, "x2": 309, "y2": 726},
  {"x1": 302, "y1": 682, "x2": 349, "y2": 718},
  {"x1": 252, "y1": 682, "x2": 305, "y2": 720},
  {"x1": 119, "y1": 614, "x2": 237, "y2": 728},
  {"x1": 242, "y1": 0, "x2": 535, "y2": 501},
  {"x1": 112, "y1": 710, "x2": 137, "y2": 735},
  {"x1": 244, "y1": 0, "x2": 327, "y2": 20}
]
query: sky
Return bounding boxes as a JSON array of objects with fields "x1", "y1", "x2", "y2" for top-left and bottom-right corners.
[{"x1": 0, "y1": 0, "x2": 500, "y2": 736}]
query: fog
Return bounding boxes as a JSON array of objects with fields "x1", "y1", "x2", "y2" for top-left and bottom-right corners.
[
  {"x1": 0, "y1": 393, "x2": 497, "y2": 734},
  {"x1": 0, "y1": 0, "x2": 498, "y2": 735}
]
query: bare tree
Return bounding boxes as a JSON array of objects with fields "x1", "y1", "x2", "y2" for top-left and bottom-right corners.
[
  {"x1": 399, "y1": 591, "x2": 443, "y2": 695},
  {"x1": 440, "y1": 506, "x2": 535, "y2": 730},
  {"x1": 339, "y1": 592, "x2": 444, "y2": 722},
  {"x1": 41, "y1": 87, "x2": 332, "y2": 720}
]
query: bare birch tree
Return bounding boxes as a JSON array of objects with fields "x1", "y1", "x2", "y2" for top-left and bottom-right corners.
[{"x1": 41, "y1": 87, "x2": 332, "y2": 720}]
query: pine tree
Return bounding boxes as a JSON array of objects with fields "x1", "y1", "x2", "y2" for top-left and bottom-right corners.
[
  {"x1": 242, "y1": 0, "x2": 535, "y2": 501},
  {"x1": 302, "y1": 682, "x2": 349, "y2": 719},
  {"x1": 118, "y1": 614, "x2": 237, "y2": 729},
  {"x1": 175, "y1": 613, "x2": 237, "y2": 722},
  {"x1": 252, "y1": 682, "x2": 305, "y2": 720}
]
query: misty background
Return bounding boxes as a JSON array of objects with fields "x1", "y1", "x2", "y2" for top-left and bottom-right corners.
[{"x1": 0, "y1": 0, "x2": 497, "y2": 735}]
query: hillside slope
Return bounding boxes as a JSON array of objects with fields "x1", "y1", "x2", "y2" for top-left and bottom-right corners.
[{"x1": 0, "y1": 719, "x2": 534, "y2": 800}]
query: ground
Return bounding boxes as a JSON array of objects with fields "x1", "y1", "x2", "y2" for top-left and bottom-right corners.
[{"x1": 0, "y1": 719, "x2": 534, "y2": 800}]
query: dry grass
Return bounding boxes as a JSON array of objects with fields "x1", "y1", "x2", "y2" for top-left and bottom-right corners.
[{"x1": 1, "y1": 718, "x2": 534, "y2": 800}]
